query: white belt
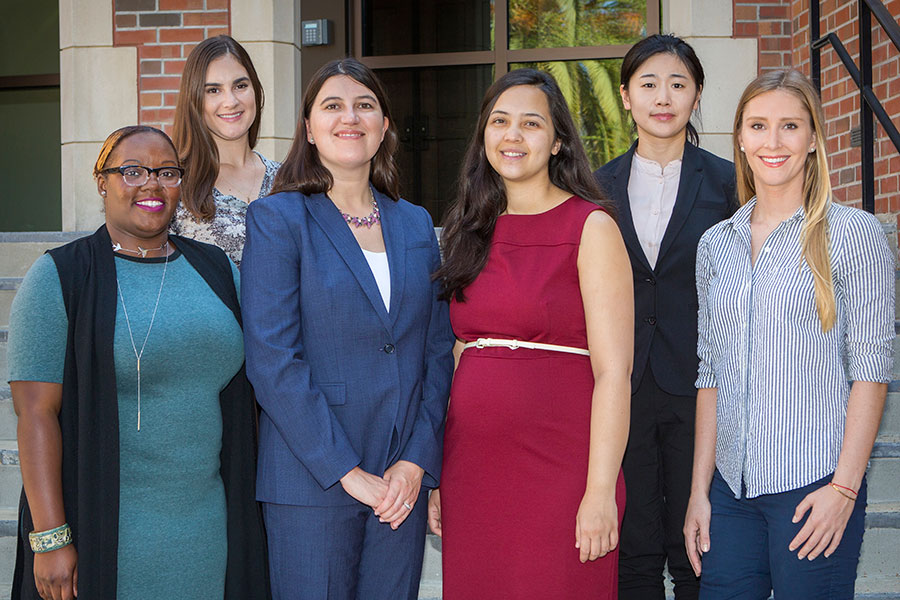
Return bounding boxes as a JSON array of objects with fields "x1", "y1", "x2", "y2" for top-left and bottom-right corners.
[{"x1": 462, "y1": 337, "x2": 590, "y2": 356}]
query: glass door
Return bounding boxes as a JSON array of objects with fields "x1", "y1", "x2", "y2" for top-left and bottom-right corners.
[{"x1": 354, "y1": 0, "x2": 658, "y2": 223}]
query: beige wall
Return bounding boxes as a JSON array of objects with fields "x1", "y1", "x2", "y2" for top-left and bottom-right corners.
[
  {"x1": 662, "y1": 0, "x2": 758, "y2": 161},
  {"x1": 231, "y1": 0, "x2": 303, "y2": 164},
  {"x1": 59, "y1": 0, "x2": 138, "y2": 231}
]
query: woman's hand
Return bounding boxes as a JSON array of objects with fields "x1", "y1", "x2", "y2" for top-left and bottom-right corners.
[
  {"x1": 34, "y1": 544, "x2": 77, "y2": 600},
  {"x1": 375, "y1": 460, "x2": 424, "y2": 529},
  {"x1": 575, "y1": 489, "x2": 619, "y2": 563},
  {"x1": 339, "y1": 467, "x2": 389, "y2": 509},
  {"x1": 427, "y1": 488, "x2": 442, "y2": 537},
  {"x1": 789, "y1": 484, "x2": 856, "y2": 560},
  {"x1": 683, "y1": 492, "x2": 711, "y2": 576}
]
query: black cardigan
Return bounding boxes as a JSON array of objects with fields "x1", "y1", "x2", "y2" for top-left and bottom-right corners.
[{"x1": 12, "y1": 225, "x2": 270, "y2": 599}]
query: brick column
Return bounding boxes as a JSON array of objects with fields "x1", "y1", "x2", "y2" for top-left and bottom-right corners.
[
  {"x1": 733, "y1": 0, "x2": 794, "y2": 72},
  {"x1": 112, "y1": 0, "x2": 231, "y2": 134}
]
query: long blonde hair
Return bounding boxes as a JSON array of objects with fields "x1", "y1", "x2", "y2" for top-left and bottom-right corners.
[{"x1": 733, "y1": 69, "x2": 835, "y2": 331}]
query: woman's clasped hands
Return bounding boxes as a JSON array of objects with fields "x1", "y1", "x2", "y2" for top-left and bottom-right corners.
[{"x1": 340, "y1": 460, "x2": 424, "y2": 530}]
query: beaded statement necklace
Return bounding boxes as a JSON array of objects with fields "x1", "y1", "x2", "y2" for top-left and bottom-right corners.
[
  {"x1": 339, "y1": 187, "x2": 381, "y2": 229},
  {"x1": 113, "y1": 241, "x2": 170, "y2": 431}
]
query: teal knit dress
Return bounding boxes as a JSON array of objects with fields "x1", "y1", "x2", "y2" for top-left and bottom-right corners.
[{"x1": 8, "y1": 250, "x2": 243, "y2": 599}]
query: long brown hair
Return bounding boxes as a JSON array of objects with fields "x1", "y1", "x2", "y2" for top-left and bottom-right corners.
[
  {"x1": 733, "y1": 69, "x2": 835, "y2": 331},
  {"x1": 172, "y1": 35, "x2": 264, "y2": 220},
  {"x1": 271, "y1": 58, "x2": 401, "y2": 200},
  {"x1": 435, "y1": 68, "x2": 613, "y2": 302}
]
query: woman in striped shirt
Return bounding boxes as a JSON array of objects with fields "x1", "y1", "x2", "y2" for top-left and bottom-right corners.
[{"x1": 683, "y1": 69, "x2": 894, "y2": 598}]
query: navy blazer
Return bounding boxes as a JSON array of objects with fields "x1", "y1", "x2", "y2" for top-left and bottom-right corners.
[
  {"x1": 241, "y1": 189, "x2": 455, "y2": 506},
  {"x1": 594, "y1": 142, "x2": 736, "y2": 397}
]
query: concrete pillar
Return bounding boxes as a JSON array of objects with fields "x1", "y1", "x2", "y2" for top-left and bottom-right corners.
[
  {"x1": 231, "y1": 0, "x2": 303, "y2": 163},
  {"x1": 59, "y1": 0, "x2": 138, "y2": 231},
  {"x1": 662, "y1": 0, "x2": 758, "y2": 160}
]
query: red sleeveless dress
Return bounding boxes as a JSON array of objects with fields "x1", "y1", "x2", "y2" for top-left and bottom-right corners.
[{"x1": 441, "y1": 196, "x2": 626, "y2": 599}]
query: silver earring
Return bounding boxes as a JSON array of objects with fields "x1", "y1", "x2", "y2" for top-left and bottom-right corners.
[
  {"x1": 101, "y1": 191, "x2": 106, "y2": 196},
  {"x1": 808, "y1": 146, "x2": 816, "y2": 153},
  {"x1": 740, "y1": 145, "x2": 745, "y2": 152}
]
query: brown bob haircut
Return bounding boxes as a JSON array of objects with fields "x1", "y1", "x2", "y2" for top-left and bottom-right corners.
[
  {"x1": 172, "y1": 35, "x2": 264, "y2": 220},
  {"x1": 271, "y1": 57, "x2": 401, "y2": 200}
]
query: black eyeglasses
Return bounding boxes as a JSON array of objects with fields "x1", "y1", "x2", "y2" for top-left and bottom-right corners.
[{"x1": 100, "y1": 165, "x2": 184, "y2": 188}]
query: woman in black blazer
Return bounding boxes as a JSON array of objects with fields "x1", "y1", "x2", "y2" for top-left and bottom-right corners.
[{"x1": 593, "y1": 34, "x2": 735, "y2": 600}]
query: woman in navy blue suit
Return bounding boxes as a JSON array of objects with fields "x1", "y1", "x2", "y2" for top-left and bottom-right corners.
[{"x1": 241, "y1": 58, "x2": 454, "y2": 599}]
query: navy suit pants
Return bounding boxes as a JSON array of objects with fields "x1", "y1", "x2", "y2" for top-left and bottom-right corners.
[{"x1": 263, "y1": 489, "x2": 428, "y2": 600}]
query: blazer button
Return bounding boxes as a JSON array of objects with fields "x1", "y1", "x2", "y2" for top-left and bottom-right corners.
[
  {"x1": 382, "y1": 344, "x2": 395, "y2": 354},
  {"x1": 645, "y1": 316, "x2": 657, "y2": 325},
  {"x1": 644, "y1": 277, "x2": 655, "y2": 285}
]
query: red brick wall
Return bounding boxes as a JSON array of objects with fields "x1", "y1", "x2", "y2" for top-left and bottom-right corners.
[
  {"x1": 733, "y1": 0, "x2": 794, "y2": 72},
  {"x1": 112, "y1": 0, "x2": 231, "y2": 134},
  {"x1": 735, "y1": 0, "x2": 900, "y2": 240},
  {"x1": 789, "y1": 0, "x2": 900, "y2": 229}
]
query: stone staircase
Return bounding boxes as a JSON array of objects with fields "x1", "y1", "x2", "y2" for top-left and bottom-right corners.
[{"x1": 0, "y1": 230, "x2": 898, "y2": 599}]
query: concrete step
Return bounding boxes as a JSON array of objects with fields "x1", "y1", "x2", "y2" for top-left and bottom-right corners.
[
  {"x1": 857, "y1": 502, "x2": 900, "y2": 596},
  {"x1": 882, "y1": 391, "x2": 900, "y2": 436},
  {"x1": 868, "y1": 457, "x2": 900, "y2": 504},
  {"x1": 0, "y1": 280, "x2": 18, "y2": 330},
  {"x1": 0, "y1": 396, "x2": 14, "y2": 443},
  {"x1": 0, "y1": 442, "x2": 20, "y2": 513},
  {"x1": 1, "y1": 329, "x2": 8, "y2": 384},
  {"x1": 0, "y1": 507, "x2": 16, "y2": 600},
  {"x1": 0, "y1": 232, "x2": 86, "y2": 278},
  {"x1": 418, "y1": 533, "x2": 441, "y2": 600}
]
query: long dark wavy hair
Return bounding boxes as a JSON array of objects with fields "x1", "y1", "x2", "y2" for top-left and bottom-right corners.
[
  {"x1": 435, "y1": 68, "x2": 613, "y2": 302},
  {"x1": 271, "y1": 58, "x2": 401, "y2": 200},
  {"x1": 620, "y1": 34, "x2": 705, "y2": 146},
  {"x1": 172, "y1": 35, "x2": 264, "y2": 220}
]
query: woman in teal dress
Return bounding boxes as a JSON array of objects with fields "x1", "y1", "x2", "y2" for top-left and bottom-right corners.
[{"x1": 8, "y1": 125, "x2": 269, "y2": 600}]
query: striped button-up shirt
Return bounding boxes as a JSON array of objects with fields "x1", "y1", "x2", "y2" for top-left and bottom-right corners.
[{"x1": 696, "y1": 198, "x2": 895, "y2": 498}]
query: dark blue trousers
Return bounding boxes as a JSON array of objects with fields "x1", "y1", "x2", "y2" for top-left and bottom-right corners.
[
  {"x1": 700, "y1": 470, "x2": 866, "y2": 600},
  {"x1": 263, "y1": 489, "x2": 428, "y2": 600}
]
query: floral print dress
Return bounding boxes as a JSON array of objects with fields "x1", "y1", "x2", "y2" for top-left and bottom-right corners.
[{"x1": 171, "y1": 152, "x2": 280, "y2": 268}]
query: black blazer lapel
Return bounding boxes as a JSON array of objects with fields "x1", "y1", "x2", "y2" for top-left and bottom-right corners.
[
  {"x1": 612, "y1": 142, "x2": 653, "y2": 274},
  {"x1": 657, "y1": 142, "x2": 703, "y2": 264},
  {"x1": 376, "y1": 190, "x2": 406, "y2": 324},
  {"x1": 305, "y1": 192, "x2": 393, "y2": 332}
]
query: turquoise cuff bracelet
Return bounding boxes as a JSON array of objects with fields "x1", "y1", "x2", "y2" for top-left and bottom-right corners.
[{"x1": 29, "y1": 523, "x2": 73, "y2": 553}]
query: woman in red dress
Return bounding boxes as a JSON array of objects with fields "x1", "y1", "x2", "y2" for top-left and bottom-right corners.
[{"x1": 430, "y1": 68, "x2": 633, "y2": 598}]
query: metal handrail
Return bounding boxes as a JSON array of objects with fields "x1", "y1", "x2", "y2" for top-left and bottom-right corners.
[
  {"x1": 811, "y1": 0, "x2": 900, "y2": 214},
  {"x1": 811, "y1": 33, "x2": 900, "y2": 153}
]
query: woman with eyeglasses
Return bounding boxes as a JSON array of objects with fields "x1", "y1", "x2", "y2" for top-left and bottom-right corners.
[
  {"x1": 170, "y1": 35, "x2": 280, "y2": 267},
  {"x1": 8, "y1": 126, "x2": 269, "y2": 600}
]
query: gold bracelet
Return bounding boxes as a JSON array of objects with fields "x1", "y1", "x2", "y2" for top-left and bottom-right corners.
[
  {"x1": 29, "y1": 523, "x2": 73, "y2": 553},
  {"x1": 830, "y1": 483, "x2": 857, "y2": 502}
]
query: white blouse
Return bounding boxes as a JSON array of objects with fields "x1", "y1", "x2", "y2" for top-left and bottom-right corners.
[
  {"x1": 627, "y1": 151, "x2": 682, "y2": 269},
  {"x1": 361, "y1": 248, "x2": 391, "y2": 312}
]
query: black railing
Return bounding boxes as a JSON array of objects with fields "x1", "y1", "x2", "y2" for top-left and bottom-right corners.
[{"x1": 811, "y1": 0, "x2": 900, "y2": 214}]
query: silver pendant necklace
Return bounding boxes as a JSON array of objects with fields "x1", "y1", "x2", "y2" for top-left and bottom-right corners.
[
  {"x1": 115, "y1": 242, "x2": 169, "y2": 431},
  {"x1": 112, "y1": 241, "x2": 168, "y2": 258}
]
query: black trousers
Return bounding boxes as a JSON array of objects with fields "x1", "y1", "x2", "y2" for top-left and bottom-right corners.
[{"x1": 618, "y1": 369, "x2": 700, "y2": 600}]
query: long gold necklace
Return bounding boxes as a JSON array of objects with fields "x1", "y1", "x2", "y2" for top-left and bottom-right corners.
[{"x1": 115, "y1": 242, "x2": 169, "y2": 431}]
